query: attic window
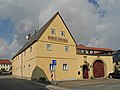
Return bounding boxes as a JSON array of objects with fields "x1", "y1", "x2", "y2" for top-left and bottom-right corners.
[
  {"x1": 51, "y1": 28, "x2": 56, "y2": 35},
  {"x1": 61, "y1": 31, "x2": 65, "y2": 36}
]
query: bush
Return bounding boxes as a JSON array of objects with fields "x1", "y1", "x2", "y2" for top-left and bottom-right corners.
[{"x1": 90, "y1": 76, "x2": 94, "y2": 79}]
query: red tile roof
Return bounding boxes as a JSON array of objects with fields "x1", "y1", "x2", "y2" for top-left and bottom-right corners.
[
  {"x1": 77, "y1": 44, "x2": 113, "y2": 52},
  {"x1": 0, "y1": 59, "x2": 12, "y2": 65}
]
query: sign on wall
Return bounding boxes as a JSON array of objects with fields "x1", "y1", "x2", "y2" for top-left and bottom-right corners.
[
  {"x1": 48, "y1": 36, "x2": 68, "y2": 43},
  {"x1": 52, "y1": 60, "x2": 57, "y2": 66}
]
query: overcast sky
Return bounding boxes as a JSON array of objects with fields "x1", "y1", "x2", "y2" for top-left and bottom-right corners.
[{"x1": 0, "y1": 0, "x2": 120, "y2": 59}]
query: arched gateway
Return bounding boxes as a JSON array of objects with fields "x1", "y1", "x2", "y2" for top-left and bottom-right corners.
[{"x1": 93, "y1": 60, "x2": 105, "y2": 78}]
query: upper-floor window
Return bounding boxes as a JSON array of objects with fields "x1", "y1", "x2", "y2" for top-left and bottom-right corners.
[
  {"x1": 30, "y1": 47, "x2": 32, "y2": 53},
  {"x1": 51, "y1": 28, "x2": 56, "y2": 35},
  {"x1": 46, "y1": 44, "x2": 52, "y2": 51},
  {"x1": 60, "y1": 31, "x2": 65, "y2": 36},
  {"x1": 64, "y1": 46, "x2": 69, "y2": 52}
]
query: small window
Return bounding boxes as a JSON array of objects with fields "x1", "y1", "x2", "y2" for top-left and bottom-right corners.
[
  {"x1": 64, "y1": 46, "x2": 69, "y2": 52},
  {"x1": 61, "y1": 31, "x2": 65, "y2": 36},
  {"x1": 51, "y1": 28, "x2": 56, "y2": 35},
  {"x1": 63, "y1": 64, "x2": 68, "y2": 71},
  {"x1": 30, "y1": 47, "x2": 32, "y2": 53},
  {"x1": 49, "y1": 64, "x2": 53, "y2": 71},
  {"x1": 78, "y1": 71, "x2": 80, "y2": 75},
  {"x1": 47, "y1": 44, "x2": 52, "y2": 51}
]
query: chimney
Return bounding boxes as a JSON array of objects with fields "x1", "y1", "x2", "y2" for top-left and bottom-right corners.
[
  {"x1": 28, "y1": 34, "x2": 31, "y2": 39},
  {"x1": 26, "y1": 34, "x2": 31, "y2": 40}
]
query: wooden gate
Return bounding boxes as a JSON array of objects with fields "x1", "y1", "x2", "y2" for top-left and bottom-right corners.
[
  {"x1": 83, "y1": 65, "x2": 89, "y2": 79},
  {"x1": 93, "y1": 60, "x2": 104, "y2": 78}
]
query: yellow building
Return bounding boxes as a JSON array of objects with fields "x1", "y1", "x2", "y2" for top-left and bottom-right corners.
[{"x1": 12, "y1": 12, "x2": 114, "y2": 81}]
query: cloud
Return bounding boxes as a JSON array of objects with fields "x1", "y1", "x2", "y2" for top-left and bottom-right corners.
[
  {"x1": 38, "y1": 0, "x2": 120, "y2": 50},
  {"x1": 0, "y1": 0, "x2": 50, "y2": 59},
  {"x1": 0, "y1": 38, "x2": 10, "y2": 59},
  {"x1": 0, "y1": 35, "x2": 21, "y2": 59},
  {"x1": 38, "y1": 0, "x2": 98, "y2": 44},
  {"x1": 88, "y1": 0, "x2": 120, "y2": 49},
  {"x1": 0, "y1": 0, "x2": 120, "y2": 59}
]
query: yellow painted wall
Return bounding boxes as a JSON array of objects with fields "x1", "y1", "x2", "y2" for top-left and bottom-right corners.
[
  {"x1": 40, "y1": 15, "x2": 76, "y2": 46},
  {"x1": 12, "y1": 13, "x2": 114, "y2": 81},
  {"x1": 12, "y1": 43, "x2": 37, "y2": 78},
  {"x1": 76, "y1": 55, "x2": 114, "y2": 79},
  {"x1": 36, "y1": 58, "x2": 77, "y2": 81}
]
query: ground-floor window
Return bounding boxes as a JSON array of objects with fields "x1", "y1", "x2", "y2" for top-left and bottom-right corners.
[
  {"x1": 63, "y1": 64, "x2": 68, "y2": 71},
  {"x1": 49, "y1": 64, "x2": 53, "y2": 71}
]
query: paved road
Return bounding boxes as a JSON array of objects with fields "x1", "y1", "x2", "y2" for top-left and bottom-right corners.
[
  {"x1": 0, "y1": 75, "x2": 48, "y2": 90},
  {"x1": 56, "y1": 78, "x2": 120, "y2": 90},
  {"x1": 70, "y1": 81, "x2": 120, "y2": 90}
]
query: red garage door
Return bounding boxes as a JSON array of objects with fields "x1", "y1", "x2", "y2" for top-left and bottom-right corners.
[{"x1": 93, "y1": 60, "x2": 104, "y2": 78}]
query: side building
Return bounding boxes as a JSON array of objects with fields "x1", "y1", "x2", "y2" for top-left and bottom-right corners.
[
  {"x1": 76, "y1": 44, "x2": 113, "y2": 79},
  {"x1": 12, "y1": 12, "x2": 114, "y2": 81},
  {"x1": 0, "y1": 59, "x2": 12, "y2": 73}
]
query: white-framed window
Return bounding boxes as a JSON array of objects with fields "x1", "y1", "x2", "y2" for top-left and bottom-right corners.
[
  {"x1": 64, "y1": 46, "x2": 69, "y2": 52},
  {"x1": 30, "y1": 47, "x2": 32, "y2": 53},
  {"x1": 63, "y1": 64, "x2": 68, "y2": 71},
  {"x1": 51, "y1": 28, "x2": 56, "y2": 35},
  {"x1": 60, "y1": 31, "x2": 65, "y2": 36},
  {"x1": 46, "y1": 44, "x2": 52, "y2": 51},
  {"x1": 49, "y1": 64, "x2": 53, "y2": 71}
]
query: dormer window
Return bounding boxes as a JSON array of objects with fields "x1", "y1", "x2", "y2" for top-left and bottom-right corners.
[
  {"x1": 51, "y1": 28, "x2": 56, "y2": 35},
  {"x1": 61, "y1": 31, "x2": 65, "y2": 36}
]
